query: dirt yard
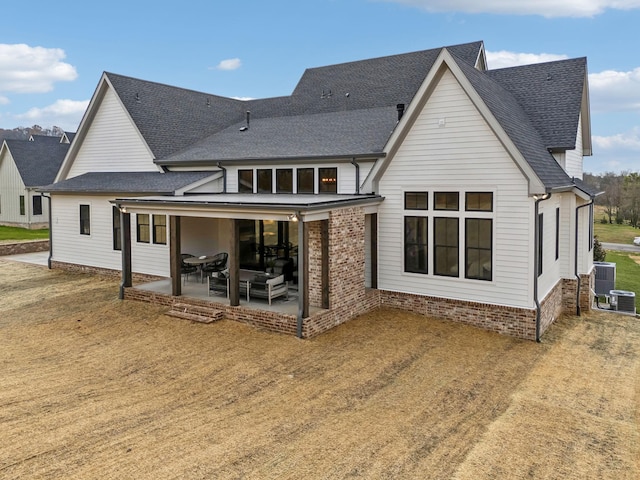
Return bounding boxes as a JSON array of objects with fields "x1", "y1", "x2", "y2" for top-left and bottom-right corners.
[{"x1": 1, "y1": 259, "x2": 639, "y2": 479}]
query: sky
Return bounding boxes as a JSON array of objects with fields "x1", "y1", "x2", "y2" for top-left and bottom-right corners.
[{"x1": 1, "y1": 0, "x2": 639, "y2": 175}]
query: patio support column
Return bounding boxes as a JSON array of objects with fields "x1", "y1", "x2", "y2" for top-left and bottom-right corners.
[
  {"x1": 229, "y1": 219, "x2": 240, "y2": 306},
  {"x1": 370, "y1": 213, "x2": 378, "y2": 289},
  {"x1": 321, "y1": 220, "x2": 329, "y2": 309},
  {"x1": 170, "y1": 216, "x2": 181, "y2": 297},
  {"x1": 297, "y1": 217, "x2": 309, "y2": 338},
  {"x1": 119, "y1": 211, "x2": 132, "y2": 299}
]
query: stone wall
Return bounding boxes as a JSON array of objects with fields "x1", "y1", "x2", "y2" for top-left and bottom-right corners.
[{"x1": 0, "y1": 240, "x2": 49, "y2": 256}]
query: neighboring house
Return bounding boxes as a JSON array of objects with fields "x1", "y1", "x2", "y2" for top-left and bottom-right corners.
[
  {"x1": 0, "y1": 134, "x2": 73, "y2": 229},
  {"x1": 42, "y1": 41, "x2": 596, "y2": 340}
]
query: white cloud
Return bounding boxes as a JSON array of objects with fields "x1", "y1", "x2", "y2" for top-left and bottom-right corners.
[
  {"x1": 486, "y1": 50, "x2": 568, "y2": 69},
  {"x1": 0, "y1": 96, "x2": 9, "y2": 105},
  {"x1": 0, "y1": 44, "x2": 77, "y2": 94},
  {"x1": 15, "y1": 99, "x2": 89, "y2": 131},
  {"x1": 378, "y1": 0, "x2": 640, "y2": 17},
  {"x1": 589, "y1": 68, "x2": 640, "y2": 113},
  {"x1": 214, "y1": 58, "x2": 242, "y2": 71},
  {"x1": 589, "y1": 127, "x2": 640, "y2": 173}
]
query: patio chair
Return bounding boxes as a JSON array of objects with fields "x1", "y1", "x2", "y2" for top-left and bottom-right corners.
[
  {"x1": 181, "y1": 253, "x2": 198, "y2": 284},
  {"x1": 202, "y1": 252, "x2": 228, "y2": 277}
]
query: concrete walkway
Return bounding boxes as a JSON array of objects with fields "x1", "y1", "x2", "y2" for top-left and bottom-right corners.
[{"x1": 2, "y1": 250, "x2": 49, "y2": 266}]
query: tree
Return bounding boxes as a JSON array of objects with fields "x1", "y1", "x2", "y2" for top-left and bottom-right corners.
[{"x1": 622, "y1": 172, "x2": 640, "y2": 228}]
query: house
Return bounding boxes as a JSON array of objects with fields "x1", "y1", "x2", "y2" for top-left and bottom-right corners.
[
  {"x1": 0, "y1": 133, "x2": 73, "y2": 229},
  {"x1": 41, "y1": 41, "x2": 596, "y2": 340}
]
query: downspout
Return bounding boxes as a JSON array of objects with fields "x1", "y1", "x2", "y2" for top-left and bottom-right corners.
[
  {"x1": 533, "y1": 193, "x2": 551, "y2": 342},
  {"x1": 350, "y1": 158, "x2": 360, "y2": 194},
  {"x1": 575, "y1": 198, "x2": 594, "y2": 316},
  {"x1": 217, "y1": 162, "x2": 227, "y2": 193},
  {"x1": 42, "y1": 193, "x2": 52, "y2": 269}
]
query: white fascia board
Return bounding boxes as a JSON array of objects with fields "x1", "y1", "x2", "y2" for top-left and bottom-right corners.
[
  {"x1": 369, "y1": 48, "x2": 546, "y2": 196},
  {"x1": 580, "y1": 71, "x2": 593, "y2": 156}
]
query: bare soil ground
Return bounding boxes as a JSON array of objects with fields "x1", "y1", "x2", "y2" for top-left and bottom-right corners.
[{"x1": 1, "y1": 259, "x2": 639, "y2": 479}]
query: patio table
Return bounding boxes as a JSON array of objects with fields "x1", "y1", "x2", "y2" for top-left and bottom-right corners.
[{"x1": 183, "y1": 255, "x2": 215, "y2": 283}]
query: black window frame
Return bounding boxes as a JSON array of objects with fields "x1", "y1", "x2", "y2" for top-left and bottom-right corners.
[
  {"x1": 79, "y1": 204, "x2": 90, "y2": 235},
  {"x1": 318, "y1": 167, "x2": 338, "y2": 193},
  {"x1": 137, "y1": 213, "x2": 150, "y2": 244},
  {"x1": 19, "y1": 195, "x2": 25, "y2": 216},
  {"x1": 404, "y1": 216, "x2": 428, "y2": 274},
  {"x1": 112, "y1": 206, "x2": 121, "y2": 251},
  {"x1": 555, "y1": 207, "x2": 560, "y2": 260},
  {"x1": 238, "y1": 169, "x2": 253, "y2": 193},
  {"x1": 465, "y1": 218, "x2": 493, "y2": 281},
  {"x1": 405, "y1": 192, "x2": 428, "y2": 210},
  {"x1": 434, "y1": 192, "x2": 459, "y2": 211},
  {"x1": 32, "y1": 195, "x2": 43, "y2": 216},
  {"x1": 276, "y1": 169, "x2": 293, "y2": 193},
  {"x1": 257, "y1": 169, "x2": 273, "y2": 194},
  {"x1": 297, "y1": 168, "x2": 314, "y2": 193},
  {"x1": 434, "y1": 217, "x2": 459, "y2": 277},
  {"x1": 465, "y1": 192, "x2": 493, "y2": 212},
  {"x1": 153, "y1": 214, "x2": 167, "y2": 245},
  {"x1": 538, "y1": 213, "x2": 544, "y2": 276}
]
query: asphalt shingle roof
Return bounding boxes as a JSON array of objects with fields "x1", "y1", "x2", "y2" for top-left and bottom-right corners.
[
  {"x1": 160, "y1": 107, "x2": 397, "y2": 163},
  {"x1": 101, "y1": 41, "x2": 588, "y2": 191},
  {"x1": 5, "y1": 135, "x2": 70, "y2": 187},
  {"x1": 40, "y1": 171, "x2": 214, "y2": 194}
]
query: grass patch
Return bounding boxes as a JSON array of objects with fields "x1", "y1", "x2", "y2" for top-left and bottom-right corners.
[
  {"x1": 601, "y1": 250, "x2": 640, "y2": 309},
  {"x1": 0, "y1": 226, "x2": 49, "y2": 241},
  {"x1": 594, "y1": 205, "x2": 640, "y2": 244}
]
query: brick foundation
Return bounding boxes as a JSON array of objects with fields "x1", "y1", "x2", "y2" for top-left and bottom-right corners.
[{"x1": 51, "y1": 260, "x2": 163, "y2": 284}]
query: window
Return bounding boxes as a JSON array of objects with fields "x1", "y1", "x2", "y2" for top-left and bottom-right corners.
[
  {"x1": 465, "y1": 192, "x2": 493, "y2": 211},
  {"x1": 153, "y1": 215, "x2": 167, "y2": 245},
  {"x1": 257, "y1": 169, "x2": 273, "y2": 193},
  {"x1": 112, "y1": 206, "x2": 121, "y2": 251},
  {"x1": 32, "y1": 195, "x2": 43, "y2": 216},
  {"x1": 434, "y1": 217, "x2": 459, "y2": 276},
  {"x1": 555, "y1": 207, "x2": 560, "y2": 260},
  {"x1": 465, "y1": 218, "x2": 492, "y2": 280},
  {"x1": 276, "y1": 169, "x2": 293, "y2": 193},
  {"x1": 297, "y1": 168, "x2": 314, "y2": 193},
  {"x1": 79, "y1": 204, "x2": 90, "y2": 235},
  {"x1": 318, "y1": 167, "x2": 337, "y2": 193},
  {"x1": 404, "y1": 216, "x2": 428, "y2": 273},
  {"x1": 137, "y1": 214, "x2": 150, "y2": 243},
  {"x1": 405, "y1": 192, "x2": 428, "y2": 210},
  {"x1": 238, "y1": 169, "x2": 253, "y2": 193},
  {"x1": 434, "y1": 192, "x2": 459, "y2": 211},
  {"x1": 19, "y1": 196, "x2": 25, "y2": 216},
  {"x1": 537, "y1": 213, "x2": 544, "y2": 276}
]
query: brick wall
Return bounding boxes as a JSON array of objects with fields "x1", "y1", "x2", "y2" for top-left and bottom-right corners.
[{"x1": 51, "y1": 260, "x2": 163, "y2": 283}]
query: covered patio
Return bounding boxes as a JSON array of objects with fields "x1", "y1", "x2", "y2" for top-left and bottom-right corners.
[{"x1": 114, "y1": 193, "x2": 383, "y2": 338}]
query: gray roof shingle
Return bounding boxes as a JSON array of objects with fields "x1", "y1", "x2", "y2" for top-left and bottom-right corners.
[
  {"x1": 101, "y1": 41, "x2": 587, "y2": 191},
  {"x1": 5, "y1": 135, "x2": 70, "y2": 187},
  {"x1": 40, "y1": 171, "x2": 214, "y2": 194}
]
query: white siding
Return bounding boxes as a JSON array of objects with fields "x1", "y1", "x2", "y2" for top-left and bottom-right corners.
[
  {"x1": 51, "y1": 195, "x2": 123, "y2": 271},
  {"x1": 66, "y1": 88, "x2": 157, "y2": 179},
  {"x1": 537, "y1": 198, "x2": 563, "y2": 299},
  {"x1": 377, "y1": 68, "x2": 535, "y2": 308},
  {"x1": 0, "y1": 149, "x2": 26, "y2": 224},
  {"x1": 564, "y1": 113, "x2": 584, "y2": 179}
]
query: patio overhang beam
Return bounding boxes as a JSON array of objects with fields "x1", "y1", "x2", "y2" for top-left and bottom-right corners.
[
  {"x1": 110, "y1": 195, "x2": 384, "y2": 222},
  {"x1": 155, "y1": 152, "x2": 384, "y2": 167}
]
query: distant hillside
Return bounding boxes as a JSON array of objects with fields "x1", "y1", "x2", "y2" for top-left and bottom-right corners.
[{"x1": 0, "y1": 125, "x2": 65, "y2": 141}]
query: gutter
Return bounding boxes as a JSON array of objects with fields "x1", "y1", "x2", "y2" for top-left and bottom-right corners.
[
  {"x1": 575, "y1": 198, "x2": 594, "y2": 316},
  {"x1": 533, "y1": 193, "x2": 551, "y2": 342}
]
